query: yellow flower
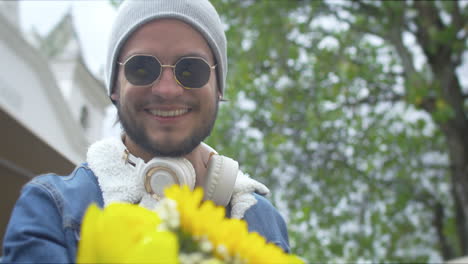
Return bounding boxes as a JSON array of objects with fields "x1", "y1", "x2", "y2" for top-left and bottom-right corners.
[
  {"x1": 164, "y1": 185, "x2": 303, "y2": 264},
  {"x1": 235, "y1": 232, "x2": 303, "y2": 264},
  {"x1": 77, "y1": 203, "x2": 178, "y2": 263},
  {"x1": 124, "y1": 229, "x2": 179, "y2": 263}
]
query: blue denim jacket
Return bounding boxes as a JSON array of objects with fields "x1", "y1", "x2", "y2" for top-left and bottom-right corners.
[{"x1": 2, "y1": 164, "x2": 289, "y2": 263}]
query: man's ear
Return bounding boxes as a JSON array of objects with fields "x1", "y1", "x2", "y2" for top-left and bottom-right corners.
[
  {"x1": 111, "y1": 92, "x2": 119, "y2": 101},
  {"x1": 218, "y1": 91, "x2": 227, "y2": 102},
  {"x1": 111, "y1": 82, "x2": 120, "y2": 102}
]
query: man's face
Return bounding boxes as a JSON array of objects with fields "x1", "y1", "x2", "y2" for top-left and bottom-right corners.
[{"x1": 112, "y1": 19, "x2": 219, "y2": 157}]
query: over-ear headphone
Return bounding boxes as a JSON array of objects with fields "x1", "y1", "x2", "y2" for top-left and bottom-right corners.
[{"x1": 122, "y1": 144, "x2": 238, "y2": 207}]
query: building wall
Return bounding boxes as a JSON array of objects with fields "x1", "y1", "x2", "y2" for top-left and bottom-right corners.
[
  {"x1": 70, "y1": 62, "x2": 109, "y2": 143},
  {"x1": 0, "y1": 3, "x2": 109, "y2": 249},
  {"x1": 0, "y1": 163, "x2": 30, "y2": 250},
  {"x1": 0, "y1": 30, "x2": 87, "y2": 165},
  {"x1": 0, "y1": 108, "x2": 76, "y2": 248},
  {"x1": 0, "y1": 2, "x2": 19, "y2": 29}
]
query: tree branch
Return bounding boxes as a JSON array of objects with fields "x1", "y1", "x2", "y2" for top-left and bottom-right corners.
[
  {"x1": 453, "y1": 187, "x2": 468, "y2": 255},
  {"x1": 451, "y1": 1, "x2": 465, "y2": 40},
  {"x1": 433, "y1": 201, "x2": 455, "y2": 260},
  {"x1": 353, "y1": 0, "x2": 383, "y2": 19},
  {"x1": 341, "y1": 94, "x2": 403, "y2": 107},
  {"x1": 387, "y1": 29, "x2": 418, "y2": 79},
  {"x1": 333, "y1": 6, "x2": 384, "y2": 38},
  {"x1": 412, "y1": 1, "x2": 449, "y2": 64},
  {"x1": 340, "y1": 2, "x2": 419, "y2": 80}
]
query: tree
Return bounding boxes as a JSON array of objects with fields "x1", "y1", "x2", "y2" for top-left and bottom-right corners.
[
  {"x1": 206, "y1": 0, "x2": 467, "y2": 262},
  {"x1": 110, "y1": 0, "x2": 467, "y2": 262}
]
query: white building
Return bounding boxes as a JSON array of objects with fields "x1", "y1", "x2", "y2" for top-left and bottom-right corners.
[{"x1": 0, "y1": 2, "x2": 109, "y2": 247}]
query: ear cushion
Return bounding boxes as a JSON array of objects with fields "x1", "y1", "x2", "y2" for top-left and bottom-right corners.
[
  {"x1": 204, "y1": 155, "x2": 238, "y2": 206},
  {"x1": 142, "y1": 157, "x2": 196, "y2": 200}
]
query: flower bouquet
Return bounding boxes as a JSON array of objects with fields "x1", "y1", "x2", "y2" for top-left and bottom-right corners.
[{"x1": 76, "y1": 185, "x2": 303, "y2": 263}]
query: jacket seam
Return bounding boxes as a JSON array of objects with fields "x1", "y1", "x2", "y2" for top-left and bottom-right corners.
[
  {"x1": 28, "y1": 180, "x2": 65, "y2": 226},
  {"x1": 29, "y1": 166, "x2": 91, "y2": 230}
]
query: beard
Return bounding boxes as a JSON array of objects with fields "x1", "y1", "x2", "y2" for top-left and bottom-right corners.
[{"x1": 116, "y1": 98, "x2": 218, "y2": 157}]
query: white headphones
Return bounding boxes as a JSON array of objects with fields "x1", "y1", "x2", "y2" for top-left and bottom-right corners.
[{"x1": 122, "y1": 143, "x2": 238, "y2": 207}]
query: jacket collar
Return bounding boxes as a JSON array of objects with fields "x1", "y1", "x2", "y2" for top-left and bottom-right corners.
[{"x1": 86, "y1": 137, "x2": 269, "y2": 218}]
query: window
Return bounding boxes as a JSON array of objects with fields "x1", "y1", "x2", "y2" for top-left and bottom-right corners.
[{"x1": 80, "y1": 105, "x2": 89, "y2": 130}]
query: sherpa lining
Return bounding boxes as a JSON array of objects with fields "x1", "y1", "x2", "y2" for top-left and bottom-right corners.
[{"x1": 86, "y1": 137, "x2": 269, "y2": 219}]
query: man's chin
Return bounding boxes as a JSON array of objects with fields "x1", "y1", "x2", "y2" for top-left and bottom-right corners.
[{"x1": 144, "y1": 139, "x2": 200, "y2": 157}]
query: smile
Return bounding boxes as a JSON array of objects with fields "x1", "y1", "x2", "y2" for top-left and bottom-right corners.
[{"x1": 147, "y1": 108, "x2": 190, "y2": 117}]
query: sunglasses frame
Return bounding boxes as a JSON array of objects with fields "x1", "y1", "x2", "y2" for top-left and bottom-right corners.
[{"x1": 118, "y1": 54, "x2": 216, "y2": 89}]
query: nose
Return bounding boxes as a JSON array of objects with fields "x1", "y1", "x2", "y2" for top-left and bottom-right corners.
[{"x1": 150, "y1": 66, "x2": 184, "y2": 99}]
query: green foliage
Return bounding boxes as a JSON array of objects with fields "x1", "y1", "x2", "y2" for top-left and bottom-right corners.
[
  {"x1": 108, "y1": 0, "x2": 466, "y2": 261},
  {"x1": 109, "y1": 0, "x2": 123, "y2": 8},
  {"x1": 206, "y1": 0, "x2": 466, "y2": 262}
]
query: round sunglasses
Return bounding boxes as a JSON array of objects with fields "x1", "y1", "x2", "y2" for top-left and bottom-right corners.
[{"x1": 118, "y1": 55, "x2": 216, "y2": 89}]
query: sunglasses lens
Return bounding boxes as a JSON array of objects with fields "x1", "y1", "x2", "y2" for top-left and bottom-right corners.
[
  {"x1": 175, "y1": 58, "x2": 211, "y2": 88},
  {"x1": 124, "y1": 56, "x2": 161, "y2": 86}
]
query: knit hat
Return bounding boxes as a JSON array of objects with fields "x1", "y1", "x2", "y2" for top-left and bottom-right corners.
[{"x1": 105, "y1": 0, "x2": 227, "y2": 98}]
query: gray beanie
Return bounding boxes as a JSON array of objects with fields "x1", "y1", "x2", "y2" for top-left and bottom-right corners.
[{"x1": 106, "y1": 0, "x2": 227, "y2": 97}]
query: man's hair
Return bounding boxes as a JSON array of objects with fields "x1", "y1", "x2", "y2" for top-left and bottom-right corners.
[{"x1": 105, "y1": 0, "x2": 227, "y2": 102}]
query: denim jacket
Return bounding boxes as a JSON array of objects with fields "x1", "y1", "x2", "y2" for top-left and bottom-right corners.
[{"x1": 2, "y1": 164, "x2": 290, "y2": 263}]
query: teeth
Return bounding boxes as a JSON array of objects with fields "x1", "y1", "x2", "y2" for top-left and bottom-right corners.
[{"x1": 149, "y1": 109, "x2": 189, "y2": 117}]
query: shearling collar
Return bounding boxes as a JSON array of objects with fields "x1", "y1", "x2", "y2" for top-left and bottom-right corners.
[{"x1": 86, "y1": 137, "x2": 269, "y2": 219}]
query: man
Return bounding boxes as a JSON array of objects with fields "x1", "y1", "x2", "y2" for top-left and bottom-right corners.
[{"x1": 2, "y1": 0, "x2": 289, "y2": 262}]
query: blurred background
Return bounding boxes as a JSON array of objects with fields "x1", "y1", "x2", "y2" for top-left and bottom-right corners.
[{"x1": 1, "y1": 1, "x2": 467, "y2": 263}]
